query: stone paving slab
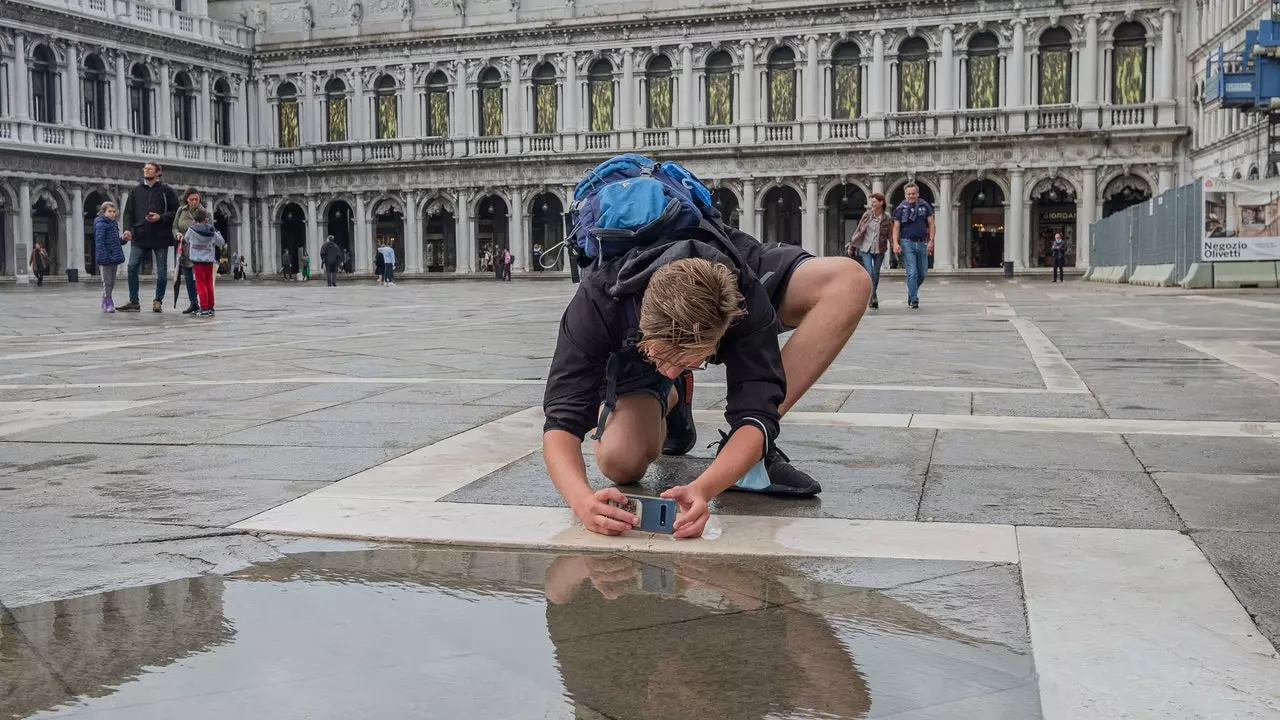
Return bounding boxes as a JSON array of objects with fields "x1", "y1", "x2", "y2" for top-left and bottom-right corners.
[
  {"x1": 1152, "y1": 473, "x2": 1280, "y2": 532},
  {"x1": 1191, "y1": 530, "x2": 1280, "y2": 646}
]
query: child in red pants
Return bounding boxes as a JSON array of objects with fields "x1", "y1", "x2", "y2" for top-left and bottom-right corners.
[{"x1": 183, "y1": 209, "x2": 226, "y2": 317}]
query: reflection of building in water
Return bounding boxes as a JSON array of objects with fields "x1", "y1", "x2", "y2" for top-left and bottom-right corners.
[{"x1": 0, "y1": 577, "x2": 231, "y2": 717}]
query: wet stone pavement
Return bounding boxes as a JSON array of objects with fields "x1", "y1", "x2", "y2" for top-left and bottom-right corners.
[{"x1": 2, "y1": 277, "x2": 1280, "y2": 718}]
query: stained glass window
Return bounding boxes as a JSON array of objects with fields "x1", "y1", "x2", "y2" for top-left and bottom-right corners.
[
  {"x1": 277, "y1": 81, "x2": 299, "y2": 148},
  {"x1": 898, "y1": 38, "x2": 929, "y2": 113},
  {"x1": 647, "y1": 55, "x2": 673, "y2": 129},
  {"x1": 325, "y1": 78, "x2": 347, "y2": 142},
  {"x1": 706, "y1": 51, "x2": 733, "y2": 126},
  {"x1": 589, "y1": 60, "x2": 613, "y2": 133},
  {"x1": 767, "y1": 47, "x2": 796, "y2": 123},
  {"x1": 967, "y1": 33, "x2": 999, "y2": 109},
  {"x1": 532, "y1": 64, "x2": 557, "y2": 135},
  {"x1": 1112, "y1": 22, "x2": 1147, "y2": 105},
  {"x1": 479, "y1": 68, "x2": 503, "y2": 137},
  {"x1": 831, "y1": 43, "x2": 860, "y2": 119},
  {"x1": 426, "y1": 72, "x2": 448, "y2": 137},
  {"x1": 1039, "y1": 28, "x2": 1072, "y2": 105}
]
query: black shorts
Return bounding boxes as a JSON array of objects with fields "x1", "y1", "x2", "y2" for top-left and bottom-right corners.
[{"x1": 753, "y1": 242, "x2": 814, "y2": 331}]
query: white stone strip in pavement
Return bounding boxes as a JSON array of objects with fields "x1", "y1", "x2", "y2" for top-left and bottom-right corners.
[
  {"x1": 1009, "y1": 318, "x2": 1090, "y2": 393},
  {"x1": 1182, "y1": 340, "x2": 1280, "y2": 386},
  {"x1": 305, "y1": 406, "x2": 546, "y2": 503},
  {"x1": 232, "y1": 500, "x2": 1019, "y2": 563},
  {"x1": 0, "y1": 400, "x2": 161, "y2": 437},
  {"x1": 0, "y1": 340, "x2": 170, "y2": 362},
  {"x1": 1018, "y1": 527, "x2": 1280, "y2": 719},
  {"x1": 1181, "y1": 295, "x2": 1280, "y2": 310},
  {"x1": 1107, "y1": 317, "x2": 1275, "y2": 332}
]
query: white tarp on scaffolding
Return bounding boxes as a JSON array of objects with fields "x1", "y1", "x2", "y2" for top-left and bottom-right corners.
[{"x1": 1202, "y1": 177, "x2": 1280, "y2": 261}]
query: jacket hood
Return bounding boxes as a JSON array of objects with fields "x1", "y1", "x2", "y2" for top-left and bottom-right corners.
[
  {"x1": 605, "y1": 238, "x2": 739, "y2": 298},
  {"x1": 190, "y1": 223, "x2": 217, "y2": 237}
]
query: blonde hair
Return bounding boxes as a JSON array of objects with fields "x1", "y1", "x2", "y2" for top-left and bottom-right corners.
[
  {"x1": 98, "y1": 201, "x2": 116, "y2": 215},
  {"x1": 638, "y1": 258, "x2": 745, "y2": 358}
]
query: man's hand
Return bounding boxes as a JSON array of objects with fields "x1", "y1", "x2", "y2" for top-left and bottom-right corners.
[
  {"x1": 662, "y1": 484, "x2": 710, "y2": 539},
  {"x1": 570, "y1": 487, "x2": 638, "y2": 536},
  {"x1": 892, "y1": 242, "x2": 902, "y2": 255},
  {"x1": 146, "y1": 212, "x2": 160, "y2": 223},
  {"x1": 927, "y1": 239, "x2": 935, "y2": 255},
  {"x1": 122, "y1": 231, "x2": 132, "y2": 242}
]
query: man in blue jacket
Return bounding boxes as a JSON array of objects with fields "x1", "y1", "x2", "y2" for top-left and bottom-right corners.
[{"x1": 118, "y1": 161, "x2": 179, "y2": 313}]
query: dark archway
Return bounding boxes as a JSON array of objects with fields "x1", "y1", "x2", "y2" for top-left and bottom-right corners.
[
  {"x1": 32, "y1": 197, "x2": 60, "y2": 276},
  {"x1": 327, "y1": 201, "x2": 354, "y2": 273},
  {"x1": 214, "y1": 205, "x2": 233, "y2": 272},
  {"x1": 960, "y1": 180, "x2": 1004, "y2": 269},
  {"x1": 83, "y1": 191, "x2": 112, "y2": 275},
  {"x1": 1031, "y1": 180, "x2": 1077, "y2": 268},
  {"x1": 423, "y1": 200, "x2": 457, "y2": 273},
  {"x1": 824, "y1": 184, "x2": 868, "y2": 258},
  {"x1": 761, "y1": 186, "x2": 802, "y2": 245},
  {"x1": 476, "y1": 195, "x2": 509, "y2": 274},
  {"x1": 1102, "y1": 176, "x2": 1152, "y2": 218},
  {"x1": 529, "y1": 193, "x2": 564, "y2": 271},
  {"x1": 279, "y1": 202, "x2": 306, "y2": 278},
  {"x1": 373, "y1": 200, "x2": 405, "y2": 272},
  {"x1": 710, "y1": 188, "x2": 740, "y2": 229}
]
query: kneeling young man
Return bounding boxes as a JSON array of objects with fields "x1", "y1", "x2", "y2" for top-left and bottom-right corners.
[{"x1": 543, "y1": 165, "x2": 872, "y2": 539}]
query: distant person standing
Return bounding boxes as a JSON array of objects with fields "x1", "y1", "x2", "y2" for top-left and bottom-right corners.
[
  {"x1": 1051, "y1": 233, "x2": 1068, "y2": 283},
  {"x1": 172, "y1": 188, "x2": 204, "y2": 314},
  {"x1": 281, "y1": 248, "x2": 292, "y2": 281},
  {"x1": 891, "y1": 182, "x2": 934, "y2": 310},
  {"x1": 378, "y1": 241, "x2": 397, "y2": 286},
  {"x1": 93, "y1": 202, "x2": 127, "y2": 312},
  {"x1": 184, "y1": 209, "x2": 226, "y2": 317},
  {"x1": 301, "y1": 250, "x2": 311, "y2": 282},
  {"x1": 321, "y1": 236, "x2": 343, "y2": 286},
  {"x1": 501, "y1": 247, "x2": 513, "y2": 281},
  {"x1": 28, "y1": 242, "x2": 49, "y2": 286},
  {"x1": 120, "y1": 161, "x2": 179, "y2": 313}
]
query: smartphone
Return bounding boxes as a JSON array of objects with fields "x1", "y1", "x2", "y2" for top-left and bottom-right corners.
[{"x1": 610, "y1": 494, "x2": 677, "y2": 534}]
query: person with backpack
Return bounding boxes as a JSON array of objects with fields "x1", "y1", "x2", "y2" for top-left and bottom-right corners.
[
  {"x1": 184, "y1": 209, "x2": 226, "y2": 317},
  {"x1": 542, "y1": 154, "x2": 871, "y2": 539}
]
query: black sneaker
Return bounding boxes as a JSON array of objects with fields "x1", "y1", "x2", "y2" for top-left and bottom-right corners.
[
  {"x1": 181, "y1": 304, "x2": 198, "y2": 315},
  {"x1": 117, "y1": 301, "x2": 141, "y2": 313},
  {"x1": 662, "y1": 370, "x2": 697, "y2": 456},
  {"x1": 910, "y1": 300, "x2": 920, "y2": 309},
  {"x1": 710, "y1": 433, "x2": 823, "y2": 498},
  {"x1": 869, "y1": 295, "x2": 879, "y2": 310}
]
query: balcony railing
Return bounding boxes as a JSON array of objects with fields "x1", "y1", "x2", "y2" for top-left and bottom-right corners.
[
  {"x1": 887, "y1": 113, "x2": 932, "y2": 138},
  {"x1": 528, "y1": 135, "x2": 555, "y2": 152},
  {"x1": 584, "y1": 133, "x2": 612, "y2": 150},
  {"x1": 1107, "y1": 104, "x2": 1152, "y2": 128},
  {"x1": 2, "y1": 120, "x2": 253, "y2": 167},
  {"x1": 824, "y1": 119, "x2": 865, "y2": 139},
  {"x1": 641, "y1": 129, "x2": 672, "y2": 147},
  {"x1": 959, "y1": 109, "x2": 1007, "y2": 135},
  {"x1": 417, "y1": 139, "x2": 451, "y2": 158},
  {"x1": 1034, "y1": 105, "x2": 1079, "y2": 130},
  {"x1": 763, "y1": 123, "x2": 798, "y2": 143},
  {"x1": 698, "y1": 126, "x2": 734, "y2": 145}
]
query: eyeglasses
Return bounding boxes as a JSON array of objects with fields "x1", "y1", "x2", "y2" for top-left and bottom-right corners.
[{"x1": 640, "y1": 347, "x2": 709, "y2": 372}]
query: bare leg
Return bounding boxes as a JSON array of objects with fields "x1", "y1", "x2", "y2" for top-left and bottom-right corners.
[
  {"x1": 776, "y1": 257, "x2": 872, "y2": 416},
  {"x1": 592, "y1": 394, "x2": 668, "y2": 484}
]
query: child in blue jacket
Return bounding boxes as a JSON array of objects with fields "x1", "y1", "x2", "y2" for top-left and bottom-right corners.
[{"x1": 93, "y1": 202, "x2": 128, "y2": 313}]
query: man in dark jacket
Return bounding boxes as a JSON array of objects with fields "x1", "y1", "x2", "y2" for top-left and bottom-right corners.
[
  {"x1": 320, "y1": 236, "x2": 344, "y2": 286},
  {"x1": 119, "y1": 161, "x2": 179, "y2": 312},
  {"x1": 543, "y1": 224, "x2": 871, "y2": 539}
]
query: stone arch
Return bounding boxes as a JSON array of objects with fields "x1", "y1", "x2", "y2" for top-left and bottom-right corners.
[
  {"x1": 1033, "y1": 20, "x2": 1078, "y2": 44},
  {"x1": 1027, "y1": 174, "x2": 1080, "y2": 203},
  {"x1": 1097, "y1": 167, "x2": 1157, "y2": 198},
  {"x1": 417, "y1": 191, "x2": 458, "y2": 218},
  {"x1": 1108, "y1": 15, "x2": 1158, "y2": 41},
  {"x1": 319, "y1": 194, "x2": 358, "y2": 218},
  {"x1": 29, "y1": 184, "x2": 70, "y2": 214},
  {"x1": 755, "y1": 37, "x2": 805, "y2": 65},
  {"x1": 368, "y1": 194, "x2": 406, "y2": 222},
  {"x1": 468, "y1": 62, "x2": 508, "y2": 84},
  {"x1": 889, "y1": 31, "x2": 935, "y2": 55},
  {"x1": 272, "y1": 198, "x2": 306, "y2": 223},
  {"x1": 950, "y1": 171, "x2": 1011, "y2": 207},
  {"x1": 956, "y1": 26, "x2": 1008, "y2": 51},
  {"x1": 27, "y1": 39, "x2": 65, "y2": 64},
  {"x1": 578, "y1": 50, "x2": 620, "y2": 75},
  {"x1": 819, "y1": 177, "x2": 872, "y2": 208},
  {"x1": 755, "y1": 179, "x2": 806, "y2": 211},
  {"x1": 708, "y1": 185, "x2": 741, "y2": 228},
  {"x1": 469, "y1": 188, "x2": 513, "y2": 217},
  {"x1": 524, "y1": 186, "x2": 569, "y2": 215},
  {"x1": 0, "y1": 181, "x2": 18, "y2": 210},
  {"x1": 887, "y1": 175, "x2": 940, "y2": 205},
  {"x1": 213, "y1": 198, "x2": 240, "y2": 223},
  {"x1": 693, "y1": 42, "x2": 742, "y2": 67},
  {"x1": 823, "y1": 35, "x2": 869, "y2": 58}
]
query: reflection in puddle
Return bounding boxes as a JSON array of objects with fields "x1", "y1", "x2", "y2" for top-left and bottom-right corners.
[{"x1": 1, "y1": 547, "x2": 1040, "y2": 719}]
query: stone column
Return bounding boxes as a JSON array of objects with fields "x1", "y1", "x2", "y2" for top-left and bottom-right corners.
[
  {"x1": 936, "y1": 172, "x2": 954, "y2": 270},
  {"x1": 872, "y1": 175, "x2": 884, "y2": 196},
  {"x1": 869, "y1": 31, "x2": 885, "y2": 139},
  {"x1": 259, "y1": 198, "x2": 271, "y2": 275},
  {"x1": 14, "y1": 35, "x2": 29, "y2": 123},
  {"x1": 1008, "y1": 168, "x2": 1025, "y2": 268},
  {"x1": 352, "y1": 70, "x2": 366, "y2": 141},
  {"x1": 256, "y1": 76, "x2": 269, "y2": 146},
  {"x1": 564, "y1": 51, "x2": 579, "y2": 133},
  {"x1": 240, "y1": 198, "x2": 254, "y2": 272},
  {"x1": 199, "y1": 68, "x2": 213, "y2": 143},
  {"x1": 803, "y1": 177, "x2": 819, "y2": 256},
  {"x1": 306, "y1": 196, "x2": 320, "y2": 276},
  {"x1": 158, "y1": 60, "x2": 172, "y2": 138},
  {"x1": 1157, "y1": 8, "x2": 1176, "y2": 126},
  {"x1": 404, "y1": 191, "x2": 420, "y2": 273},
  {"x1": 803, "y1": 35, "x2": 819, "y2": 123},
  {"x1": 620, "y1": 48, "x2": 635, "y2": 130},
  {"x1": 354, "y1": 194, "x2": 370, "y2": 272},
  {"x1": 301, "y1": 71, "x2": 315, "y2": 144},
  {"x1": 1081, "y1": 13, "x2": 1099, "y2": 129},
  {"x1": 741, "y1": 40, "x2": 756, "y2": 127},
  {"x1": 509, "y1": 186, "x2": 526, "y2": 272},
  {"x1": 1008, "y1": 19, "x2": 1026, "y2": 132},
  {"x1": 938, "y1": 25, "x2": 955, "y2": 135},
  {"x1": 65, "y1": 42, "x2": 82, "y2": 129},
  {"x1": 17, "y1": 182, "x2": 32, "y2": 281},
  {"x1": 741, "y1": 177, "x2": 756, "y2": 237},
  {"x1": 1158, "y1": 166, "x2": 1174, "y2": 194},
  {"x1": 1079, "y1": 167, "x2": 1096, "y2": 268},
  {"x1": 114, "y1": 52, "x2": 128, "y2": 132},
  {"x1": 452, "y1": 61, "x2": 468, "y2": 139},
  {"x1": 236, "y1": 77, "x2": 249, "y2": 147},
  {"x1": 69, "y1": 186, "x2": 84, "y2": 275},
  {"x1": 678, "y1": 44, "x2": 693, "y2": 144},
  {"x1": 401, "y1": 65, "x2": 415, "y2": 137}
]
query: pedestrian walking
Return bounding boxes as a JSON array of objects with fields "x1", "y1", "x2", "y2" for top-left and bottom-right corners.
[
  {"x1": 321, "y1": 236, "x2": 342, "y2": 286},
  {"x1": 173, "y1": 188, "x2": 204, "y2": 314},
  {"x1": 301, "y1": 251, "x2": 311, "y2": 282},
  {"x1": 93, "y1": 202, "x2": 127, "y2": 313},
  {"x1": 847, "y1": 192, "x2": 892, "y2": 310},
  {"x1": 184, "y1": 209, "x2": 226, "y2": 317},
  {"x1": 119, "y1": 161, "x2": 179, "y2": 313},
  {"x1": 378, "y1": 241, "x2": 397, "y2": 285},
  {"x1": 1051, "y1": 233, "x2": 1068, "y2": 283},
  {"x1": 28, "y1": 242, "x2": 49, "y2": 286},
  {"x1": 280, "y1": 248, "x2": 292, "y2": 281},
  {"x1": 891, "y1": 182, "x2": 934, "y2": 309},
  {"x1": 502, "y1": 247, "x2": 513, "y2": 281}
]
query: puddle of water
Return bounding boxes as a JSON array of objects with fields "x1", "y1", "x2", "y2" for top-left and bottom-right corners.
[{"x1": 1, "y1": 547, "x2": 1040, "y2": 719}]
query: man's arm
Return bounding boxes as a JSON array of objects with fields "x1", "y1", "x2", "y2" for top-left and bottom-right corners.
[
  {"x1": 892, "y1": 219, "x2": 902, "y2": 254},
  {"x1": 926, "y1": 214, "x2": 936, "y2": 254}
]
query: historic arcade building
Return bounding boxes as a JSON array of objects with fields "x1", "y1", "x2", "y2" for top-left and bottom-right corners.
[{"x1": 0, "y1": 0, "x2": 1200, "y2": 279}]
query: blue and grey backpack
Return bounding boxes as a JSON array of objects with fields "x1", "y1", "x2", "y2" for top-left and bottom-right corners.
[{"x1": 568, "y1": 153, "x2": 717, "y2": 271}]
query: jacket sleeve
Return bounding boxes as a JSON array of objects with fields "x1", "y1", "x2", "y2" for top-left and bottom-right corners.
[
  {"x1": 847, "y1": 215, "x2": 868, "y2": 254},
  {"x1": 716, "y1": 282, "x2": 785, "y2": 456},
  {"x1": 214, "y1": 230, "x2": 227, "y2": 247},
  {"x1": 93, "y1": 220, "x2": 107, "y2": 257},
  {"x1": 543, "y1": 287, "x2": 613, "y2": 439}
]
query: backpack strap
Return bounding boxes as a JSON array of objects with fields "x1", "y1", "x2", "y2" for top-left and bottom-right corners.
[{"x1": 590, "y1": 295, "x2": 643, "y2": 441}]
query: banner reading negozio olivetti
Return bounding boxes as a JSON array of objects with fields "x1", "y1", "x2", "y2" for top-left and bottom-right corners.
[{"x1": 1202, "y1": 177, "x2": 1280, "y2": 262}]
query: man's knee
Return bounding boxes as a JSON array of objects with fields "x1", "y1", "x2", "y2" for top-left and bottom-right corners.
[
  {"x1": 821, "y1": 257, "x2": 872, "y2": 306},
  {"x1": 596, "y1": 440, "x2": 657, "y2": 485}
]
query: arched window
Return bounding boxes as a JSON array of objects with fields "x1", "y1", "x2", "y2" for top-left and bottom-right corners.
[
  {"x1": 1039, "y1": 27, "x2": 1072, "y2": 105},
  {"x1": 705, "y1": 51, "x2": 733, "y2": 126},
  {"x1": 1112, "y1": 22, "x2": 1147, "y2": 105},
  {"x1": 967, "y1": 32, "x2": 999, "y2": 109},
  {"x1": 325, "y1": 78, "x2": 347, "y2": 142},
  {"x1": 30, "y1": 44, "x2": 59, "y2": 124},
  {"x1": 277, "y1": 81, "x2": 299, "y2": 148},
  {"x1": 129, "y1": 64, "x2": 154, "y2": 135},
  {"x1": 172, "y1": 71, "x2": 196, "y2": 141},
  {"x1": 478, "y1": 67, "x2": 502, "y2": 137},
  {"x1": 898, "y1": 37, "x2": 929, "y2": 113},
  {"x1": 426, "y1": 71, "x2": 449, "y2": 137},
  {"x1": 588, "y1": 59, "x2": 614, "y2": 133},
  {"x1": 213, "y1": 78, "x2": 233, "y2": 146},
  {"x1": 374, "y1": 74, "x2": 397, "y2": 139},
  {"x1": 831, "y1": 43, "x2": 860, "y2": 120},
  {"x1": 532, "y1": 63, "x2": 557, "y2": 135},
  {"x1": 646, "y1": 55, "x2": 673, "y2": 128},
  {"x1": 767, "y1": 46, "x2": 796, "y2": 123},
  {"x1": 82, "y1": 54, "x2": 109, "y2": 130}
]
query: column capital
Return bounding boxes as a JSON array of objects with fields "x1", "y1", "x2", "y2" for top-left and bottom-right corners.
[
  {"x1": 1160, "y1": 6, "x2": 1175, "y2": 17},
  {"x1": 620, "y1": 47, "x2": 634, "y2": 57},
  {"x1": 940, "y1": 23, "x2": 955, "y2": 34},
  {"x1": 678, "y1": 43, "x2": 694, "y2": 52},
  {"x1": 938, "y1": 170, "x2": 953, "y2": 178},
  {"x1": 1011, "y1": 17, "x2": 1027, "y2": 28}
]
